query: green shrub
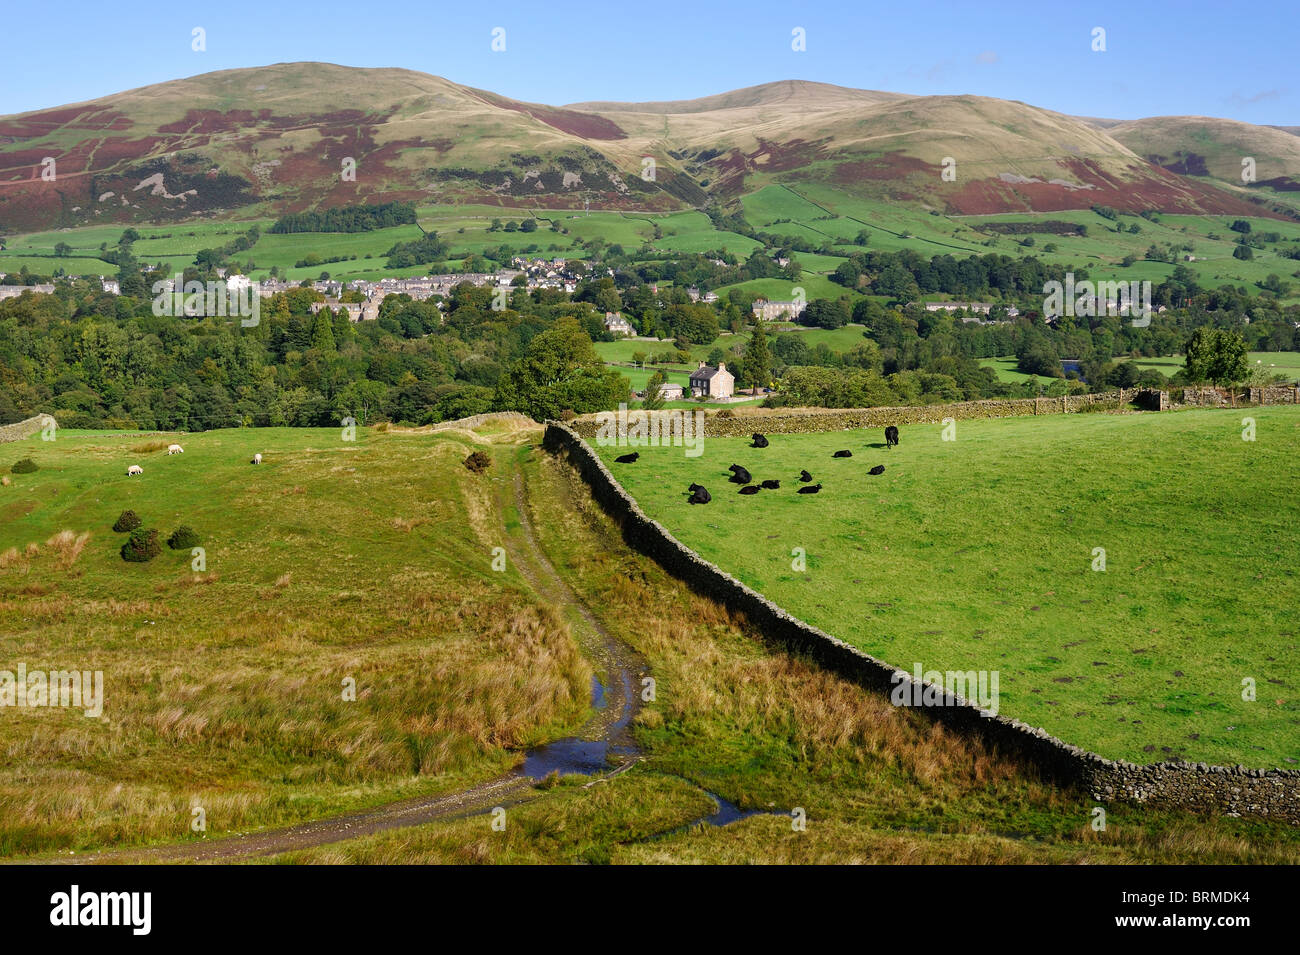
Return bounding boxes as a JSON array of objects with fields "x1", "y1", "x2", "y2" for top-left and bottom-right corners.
[
  {"x1": 464, "y1": 450, "x2": 492, "y2": 473},
  {"x1": 167, "y1": 525, "x2": 202, "y2": 550},
  {"x1": 10, "y1": 458, "x2": 38, "y2": 474},
  {"x1": 120, "y1": 527, "x2": 161, "y2": 563},
  {"x1": 112, "y1": 510, "x2": 142, "y2": 533}
]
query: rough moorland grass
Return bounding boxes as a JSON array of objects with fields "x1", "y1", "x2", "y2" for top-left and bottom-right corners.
[
  {"x1": 593, "y1": 407, "x2": 1300, "y2": 768},
  {"x1": 0, "y1": 426, "x2": 591, "y2": 857},
  {"x1": 267, "y1": 444, "x2": 1300, "y2": 864}
]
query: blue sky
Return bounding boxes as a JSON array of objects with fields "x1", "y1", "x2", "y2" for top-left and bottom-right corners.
[{"x1": 3, "y1": 0, "x2": 1294, "y2": 123}]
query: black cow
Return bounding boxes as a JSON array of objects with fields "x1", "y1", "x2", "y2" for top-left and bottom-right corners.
[
  {"x1": 751, "y1": 433, "x2": 769, "y2": 448},
  {"x1": 885, "y1": 426, "x2": 899, "y2": 448},
  {"x1": 615, "y1": 451, "x2": 640, "y2": 463},
  {"x1": 799, "y1": 470, "x2": 813, "y2": 483},
  {"x1": 833, "y1": 449, "x2": 853, "y2": 458},
  {"x1": 687, "y1": 483, "x2": 711, "y2": 504},
  {"x1": 760, "y1": 479, "x2": 781, "y2": 489},
  {"x1": 739, "y1": 485, "x2": 760, "y2": 495},
  {"x1": 796, "y1": 483, "x2": 823, "y2": 494},
  {"x1": 868, "y1": 464, "x2": 885, "y2": 475},
  {"x1": 728, "y1": 464, "x2": 752, "y2": 484}
]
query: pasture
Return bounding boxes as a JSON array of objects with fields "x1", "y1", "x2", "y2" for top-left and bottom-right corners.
[
  {"x1": 0, "y1": 423, "x2": 592, "y2": 856},
  {"x1": 592, "y1": 406, "x2": 1300, "y2": 767}
]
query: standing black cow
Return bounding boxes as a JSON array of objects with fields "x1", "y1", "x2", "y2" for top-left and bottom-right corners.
[
  {"x1": 885, "y1": 426, "x2": 899, "y2": 449},
  {"x1": 751, "y1": 433, "x2": 769, "y2": 448}
]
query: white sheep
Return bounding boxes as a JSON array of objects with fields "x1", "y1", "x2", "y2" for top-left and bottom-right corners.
[
  {"x1": 167, "y1": 444, "x2": 184, "y2": 455},
  {"x1": 252, "y1": 453, "x2": 262, "y2": 465},
  {"x1": 127, "y1": 465, "x2": 143, "y2": 476}
]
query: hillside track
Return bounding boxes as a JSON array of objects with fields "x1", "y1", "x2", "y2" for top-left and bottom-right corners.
[{"x1": 33, "y1": 442, "x2": 645, "y2": 865}]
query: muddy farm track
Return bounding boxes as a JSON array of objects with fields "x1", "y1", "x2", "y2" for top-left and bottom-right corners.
[{"x1": 40, "y1": 441, "x2": 755, "y2": 865}]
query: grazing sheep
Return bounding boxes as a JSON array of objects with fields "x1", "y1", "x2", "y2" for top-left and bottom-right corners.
[
  {"x1": 252, "y1": 453, "x2": 263, "y2": 465},
  {"x1": 751, "y1": 433, "x2": 769, "y2": 448},
  {"x1": 687, "y1": 483, "x2": 711, "y2": 504},
  {"x1": 167, "y1": 444, "x2": 184, "y2": 455},
  {"x1": 126, "y1": 465, "x2": 143, "y2": 476},
  {"x1": 885, "y1": 425, "x2": 899, "y2": 448},
  {"x1": 739, "y1": 485, "x2": 760, "y2": 495},
  {"x1": 760, "y1": 479, "x2": 781, "y2": 489},
  {"x1": 868, "y1": 464, "x2": 885, "y2": 475},
  {"x1": 833, "y1": 449, "x2": 853, "y2": 458},
  {"x1": 799, "y1": 470, "x2": 813, "y2": 483},
  {"x1": 796, "y1": 483, "x2": 823, "y2": 494},
  {"x1": 615, "y1": 452, "x2": 640, "y2": 463},
  {"x1": 727, "y1": 464, "x2": 752, "y2": 484}
]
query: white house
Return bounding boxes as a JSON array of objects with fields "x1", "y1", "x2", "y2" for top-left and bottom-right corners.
[{"x1": 604, "y1": 311, "x2": 634, "y2": 336}]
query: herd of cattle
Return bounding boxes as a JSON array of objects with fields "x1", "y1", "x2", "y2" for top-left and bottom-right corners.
[
  {"x1": 614, "y1": 426, "x2": 900, "y2": 505},
  {"x1": 125, "y1": 445, "x2": 263, "y2": 475}
]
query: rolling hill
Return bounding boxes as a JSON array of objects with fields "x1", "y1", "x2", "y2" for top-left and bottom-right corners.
[{"x1": 0, "y1": 62, "x2": 1291, "y2": 233}]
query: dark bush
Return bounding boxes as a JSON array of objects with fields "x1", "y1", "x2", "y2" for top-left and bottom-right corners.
[
  {"x1": 120, "y1": 527, "x2": 161, "y2": 562},
  {"x1": 464, "y1": 450, "x2": 492, "y2": 473},
  {"x1": 167, "y1": 525, "x2": 202, "y2": 550},
  {"x1": 10, "y1": 458, "x2": 38, "y2": 474},
  {"x1": 112, "y1": 509, "x2": 142, "y2": 533}
]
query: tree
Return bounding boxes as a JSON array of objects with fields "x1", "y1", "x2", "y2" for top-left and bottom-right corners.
[
  {"x1": 746, "y1": 320, "x2": 772, "y2": 391},
  {"x1": 493, "y1": 317, "x2": 629, "y2": 420},
  {"x1": 1185, "y1": 327, "x2": 1248, "y2": 395},
  {"x1": 1233, "y1": 244, "x2": 1254, "y2": 261},
  {"x1": 642, "y1": 370, "x2": 668, "y2": 410},
  {"x1": 54, "y1": 242, "x2": 72, "y2": 257}
]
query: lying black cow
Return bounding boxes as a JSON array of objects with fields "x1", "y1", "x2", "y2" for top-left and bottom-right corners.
[
  {"x1": 868, "y1": 464, "x2": 885, "y2": 475},
  {"x1": 885, "y1": 426, "x2": 899, "y2": 448},
  {"x1": 728, "y1": 464, "x2": 752, "y2": 484},
  {"x1": 751, "y1": 433, "x2": 769, "y2": 448},
  {"x1": 760, "y1": 479, "x2": 781, "y2": 489},
  {"x1": 797, "y1": 483, "x2": 823, "y2": 494},
  {"x1": 687, "y1": 483, "x2": 711, "y2": 504},
  {"x1": 615, "y1": 451, "x2": 640, "y2": 463},
  {"x1": 833, "y1": 449, "x2": 853, "y2": 458},
  {"x1": 739, "y1": 485, "x2": 760, "y2": 495},
  {"x1": 799, "y1": 470, "x2": 813, "y2": 483}
]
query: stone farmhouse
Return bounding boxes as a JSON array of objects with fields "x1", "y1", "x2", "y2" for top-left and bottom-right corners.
[{"x1": 689, "y1": 361, "x2": 734, "y2": 399}]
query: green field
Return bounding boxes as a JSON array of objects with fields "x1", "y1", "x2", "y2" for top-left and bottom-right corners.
[
  {"x1": 6, "y1": 187, "x2": 1298, "y2": 302},
  {"x1": 593, "y1": 407, "x2": 1300, "y2": 767}
]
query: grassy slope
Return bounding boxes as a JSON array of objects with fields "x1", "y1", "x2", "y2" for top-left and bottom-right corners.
[
  {"x1": 265, "y1": 443, "x2": 1300, "y2": 864},
  {"x1": 0, "y1": 423, "x2": 592, "y2": 856},
  {"x1": 593, "y1": 407, "x2": 1300, "y2": 767}
]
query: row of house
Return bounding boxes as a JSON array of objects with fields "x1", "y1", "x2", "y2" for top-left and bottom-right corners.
[{"x1": 922, "y1": 301, "x2": 1020, "y2": 322}]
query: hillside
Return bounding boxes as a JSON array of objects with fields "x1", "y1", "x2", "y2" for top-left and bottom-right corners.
[
  {"x1": 0, "y1": 63, "x2": 1291, "y2": 233},
  {"x1": 1107, "y1": 115, "x2": 1300, "y2": 210}
]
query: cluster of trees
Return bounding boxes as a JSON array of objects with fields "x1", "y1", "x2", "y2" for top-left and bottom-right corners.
[
  {"x1": 0, "y1": 277, "x2": 631, "y2": 430},
  {"x1": 268, "y1": 202, "x2": 418, "y2": 234},
  {"x1": 384, "y1": 232, "x2": 452, "y2": 270}
]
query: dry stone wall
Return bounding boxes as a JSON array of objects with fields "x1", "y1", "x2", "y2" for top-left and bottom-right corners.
[
  {"x1": 0, "y1": 414, "x2": 54, "y2": 444},
  {"x1": 544, "y1": 420, "x2": 1300, "y2": 824}
]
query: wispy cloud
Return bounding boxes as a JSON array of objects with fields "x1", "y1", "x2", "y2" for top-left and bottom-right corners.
[
  {"x1": 1226, "y1": 88, "x2": 1284, "y2": 107},
  {"x1": 975, "y1": 50, "x2": 1000, "y2": 65}
]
